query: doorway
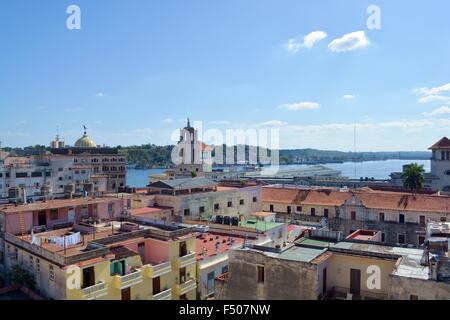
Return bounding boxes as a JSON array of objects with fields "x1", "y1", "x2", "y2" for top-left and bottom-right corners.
[
  {"x1": 322, "y1": 268, "x2": 327, "y2": 296},
  {"x1": 153, "y1": 277, "x2": 161, "y2": 295},
  {"x1": 179, "y1": 241, "x2": 187, "y2": 257},
  {"x1": 350, "y1": 269, "x2": 361, "y2": 297},
  {"x1": 38, "y1": 211, "x2": 46, "y2": 226},
  {"x1": 82, "y1": 266, "x2": 95, "y2": 289},
  {"x1": 179, "y1": 267, "x2": 186, "y2": 284},
  {"x1": 121, "y1": 287, "x2": 131, "y2": 300},
  {"x1": 67, "y1": 208, "x2": 75, "y2": 223},
  {"x1": 138, "y1": 242, "x2": 145, "y2": 263}
]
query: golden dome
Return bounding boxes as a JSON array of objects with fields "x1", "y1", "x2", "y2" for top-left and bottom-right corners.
[{"x1": 74, "y1": 134, "x2": 97, "y2": 148}]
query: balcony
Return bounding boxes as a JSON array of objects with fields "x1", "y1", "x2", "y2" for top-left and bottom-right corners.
[
  {"x1": 80, "y1": 282, "x2": 108, "y2": 300},
  {"x1": 142, "y1": 261, "x2": 172, "y2": 278},
  {"x1": 112, "y1": 270, "x2": 143, "y2": 290},
  {"x1": 174, "y1": 252, "x2": 196, "y2": 268},
  {"x1": 153, "y1": 288, "x2": 172, "y2": 300},
  {"x1": 174, "y1": 278, "x2": 197, "y2": 296}
]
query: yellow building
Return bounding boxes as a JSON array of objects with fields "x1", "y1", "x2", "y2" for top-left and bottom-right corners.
[{"x1": 3, "y1": 220, "x2": 197, "y2": 300}]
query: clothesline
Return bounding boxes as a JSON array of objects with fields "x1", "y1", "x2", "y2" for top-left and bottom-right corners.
[{"x1": 31, "y1": 230, "x2": 81, "y2": 248}]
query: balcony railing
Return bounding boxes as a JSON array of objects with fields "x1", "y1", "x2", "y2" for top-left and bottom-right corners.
[
  {"x1": 143, "y1": 261, "x2": 172, "y2": 278},
  {"x1": 153, "y1": 288, "x2": 172, "y2": 300},
  {"x1": 175, "y1": 252, "x2": 196, "y2": 268},
  {"x1": 81, "y1": 282, "x2": 108, "y2": 300},
  {"x1": 174, "y1": 278, "x2": 197, "y2": 296},
  {"x1": 112, "y1": 270, "x2": 143, "y2": 290}
]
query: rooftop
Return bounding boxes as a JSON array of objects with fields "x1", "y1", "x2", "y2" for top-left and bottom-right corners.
[
  {"x1": 262, "y1": 185, "x2": 450, "y2": 214},
  {"x1": 239, "y1": 219, "x2": 284, "y2": 232},
  {"x1": 429, "y1": 137, "x2": 450, "y2": 150},
  {"x1": 0, "y1": 197, "x2": 121, "y2": 214},
  {"x1": 195, "y1": 232, "x2": 245, "y2": 261},
  {"x1": 148, "y1": 177, "x2": 216, "y2": 190},
  {"x1": 128, "y1": 206, "x2": 173, "y2": 216}
]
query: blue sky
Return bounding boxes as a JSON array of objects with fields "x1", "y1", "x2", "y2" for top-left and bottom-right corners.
[{"x1": 0, "y1": 0, "x2": 449, "y2": 151}]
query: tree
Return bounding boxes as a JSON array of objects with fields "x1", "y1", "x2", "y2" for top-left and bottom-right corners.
[
  {"x1": 8, "y1": 265, "x2": 36, "y2": 289},
  {"x1": 191, "y1": 171, "x2": 197, "y2": 178},
  {"x1": 401, "y1": 163, "x2": 425, "y2": 194}
]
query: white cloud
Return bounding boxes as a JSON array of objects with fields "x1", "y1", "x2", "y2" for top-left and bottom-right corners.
[
  {"x1": 422, "y1": 106, "x2": 450, "y2": 116},
  {"x1": 328, "y1": 31, "x2": 370, "y2": 53},
  {"x1": 342, "y1": 94, "x2": 357, "y2": 100},
  {"x1": 162, "y1": 118, "x2": 174, "y2": 123},
  {"x1": 95, "y1": 92, "x2": 106, "y2": 97},
  {"x1": 286, "y1": 38, "x2": 302, "y2": 54},
  {"x1": 414, "y1": 83, "x2": 450, "y2": 95},
  {"x1": 285, "y1": 31, "x2": 327, "y2": 53},
  {"x1": 417, "y1": 95, "x2": 450, "y2": 104},
  {"x1": 303, "y1": 31, "x2": 328, "y2": 49},
  {"x1": 278, "y1": 101, "x2": 321, "y2": 111}
]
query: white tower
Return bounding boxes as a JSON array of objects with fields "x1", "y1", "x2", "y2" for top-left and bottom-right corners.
[{"x1": 429, "y1": 137, "x2": 450, "y2": 191}]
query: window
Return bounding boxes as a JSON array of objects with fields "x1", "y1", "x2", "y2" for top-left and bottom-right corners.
[
  {"x1": 239, "y1": 199, "x2": 244, "y2": 205},
  {"x1": 379, "y1": 212, "x2": 385, "y2": 222},
  {"x1": 441, "y1": 217, "x2": 447, "y2": 222},
  {"x1": 324, "y1": 209, "x2": 329, "y2": 218},
  {"x1": 287, "y1": 206, "x2": 292, "y2": 214},
  {"x1": 418, "y1": 236, "x2": 425, "y2": 246},
  {"x1": 227, "y1": 201, "x2": 233, "y2": 208},
  {"x1": 311, "y1": 208, "x2": 316, "y2": 216},
  {"x1": 50, "y1": 209, "x2": 58, "y2": 221},
  {"x1": 419, "y1": 215, "x2": 426, "y2": 225},
  {"x1": 253, "y1": 197, "x2": 257, "y2": 203},
  {"x1": 269, "y1": 205, "x2": 274, "y2": 212},
  {"x1": 108, "y1": 203, "x2": 114, "y2": 215},
  {"x1": 214, "y1": 204, "x2": 219, "y2": 210},
  {"x1": 31, "y1": 172, "x2": 43, "y2": 177},
  {"x1": 257, "y1": 265, "x2": 265, "y2": 283},
  {"x1": 49, "y1": 265, "x2": 55, "y2": 281},
  {"x1": 296, "y1": 206, "x2": 302, "y2": 212},
  {"x1": 398, "y1": 234, "x2": 405, "y2": 244},
  {"x1": 16, "y1": 172, "x2": 28, "y2": 178},
  {"x1": 399, "y1": 214, "x2": 405, "y2": 224},
  {"x1": 381, "y1": 233, "x2": 385, "y2": 243},
  {"x1": 351, "y1": 211, "x2": 356, "y2": 221},
  {"x1": 222, "y1": 265, "x2": 229, "y2": 274},
  {"x1": 410, "y1": 295, "x2": 419, "y2": 300},
  {"x1": 184, "y1": 209, "x2": 190, "y2": 216},
  {"x1": 199, "y1": 206, "x2": 205, "y2": 214}
]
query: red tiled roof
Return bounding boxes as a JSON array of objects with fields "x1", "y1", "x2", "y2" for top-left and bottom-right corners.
[
  {"x1": 429, "y1": 137, "x2": 450, "y2": 150},
  {"x1": 262, "y1": 186, "x2": 450, "y2": 214}
]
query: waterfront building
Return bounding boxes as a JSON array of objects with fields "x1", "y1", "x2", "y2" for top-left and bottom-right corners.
[
  {"x1": 136, "y1": 177, "x2": 262, "y2": 221},
  {"x1": 261, "y1": 185, "x2": 450, "y2": 247},
  {"x1": 0, "y1": 128, "x2": 127, "y2": 202}
]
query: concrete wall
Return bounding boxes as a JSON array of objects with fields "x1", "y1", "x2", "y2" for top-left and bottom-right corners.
[
  {"x1": 388, "y1": 274, "x2": 450, "y2": 300},
  {"x1": 221, "y1": 249, "x2": 319, "y2": 300}
]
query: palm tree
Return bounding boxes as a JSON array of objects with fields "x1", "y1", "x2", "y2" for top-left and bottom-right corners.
[{"x1": 401, "y1": 163, "x2": 425, "y2": 194}]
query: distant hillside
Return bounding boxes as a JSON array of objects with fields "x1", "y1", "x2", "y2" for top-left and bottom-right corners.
[{"x1": 2, "y1": 144, "x2": 431, "y2": 168}]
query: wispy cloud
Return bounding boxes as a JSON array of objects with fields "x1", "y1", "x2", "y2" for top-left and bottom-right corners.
[
  {"x1": 417, "y1": 95, "x2": 450, "y2": 104},
  {"x1": 162, "y1": 118, "x2": 174, "y2": 123},
  {"x1": 328, "y1": 31, "x2": 370, "y2": 53},
  {"x1": 342, "y1": 94, "x2": 357, "y2": 100},
  {"x1": 285, "y1": 31, "x2": 327, "y2": 53},
  {"x1": 422, "y1": 106, "x2": 450, "y2": 116},
  {"x1": 278, "y1": 101, "x2": 321, "y2": 111},
  {"x1": 95, "y1": 92, "x2": 107, "y2": 97},
  {"x1": 414, "y1": 83, "x2": 450, "y2": 96}
]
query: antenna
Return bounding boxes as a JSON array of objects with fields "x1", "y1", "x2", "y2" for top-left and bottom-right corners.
[{"x1": 83, "y1": 125, "x2": 87, "y2": 135}]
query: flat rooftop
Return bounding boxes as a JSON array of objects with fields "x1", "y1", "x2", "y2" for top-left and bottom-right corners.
[
  {"x1": 239, "y1": 220, "x2": 284, "y2": 232},
  {"x1": 195, "y1": 232, "x2": 245, "y2": 261},
  {"x1": 0, "y1": 197, "x2": 121, "y2": 214}
]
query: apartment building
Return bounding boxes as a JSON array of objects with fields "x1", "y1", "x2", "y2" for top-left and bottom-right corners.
[
  {"x1": 1, "y1": 218, "x2": 198, "y2": 300},
  {"x1": 218, "y1": 227, "x2": 450, "y2": 300},
  {"x1": 262, "y1": 185, "x2": 450, "y2": 247},
  {"x1": 137, "y1": 177, "x2": 262, "y2": 221}
]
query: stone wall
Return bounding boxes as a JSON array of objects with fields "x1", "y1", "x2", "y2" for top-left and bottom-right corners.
[
  {"x1": 220, "y1": 249, "x2": 319, "y2": 300},
  {"x1": 388, "y1": 274, "x2": 450, "y2": 300}
]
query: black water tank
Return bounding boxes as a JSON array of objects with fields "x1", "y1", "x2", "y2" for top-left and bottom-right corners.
[
  {"x1": 231, "y1": 217, "x2": 239, "y2": 226},
  {"x1": 223, "y1": 216, "x2": 231, "y2": 226},
  {"x1": 216, "y1": 215, "x2": 224, "y2": 224}
]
